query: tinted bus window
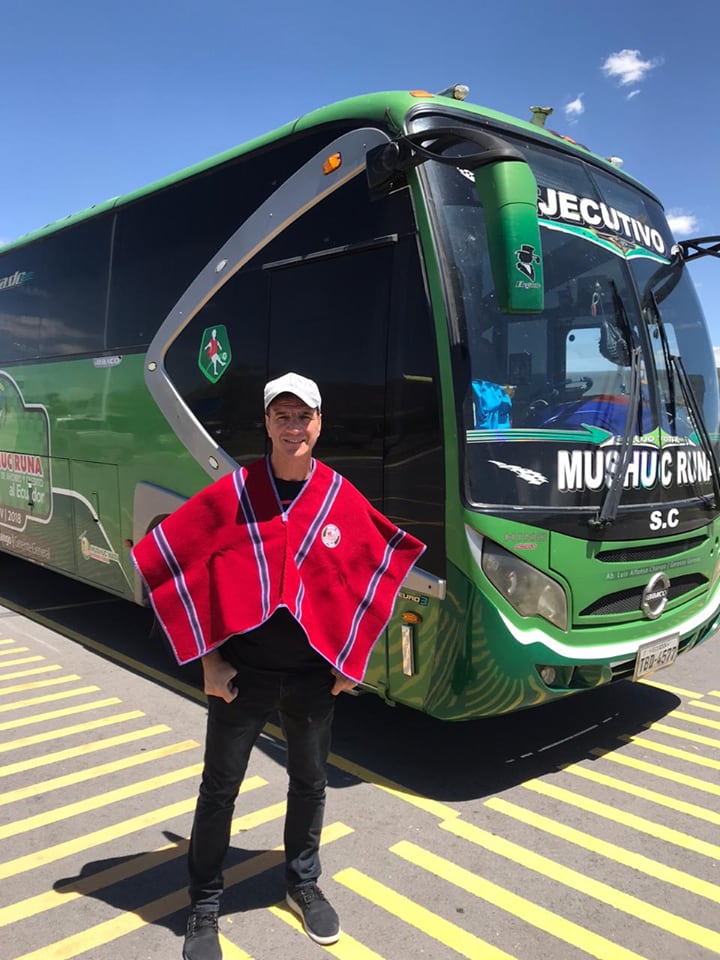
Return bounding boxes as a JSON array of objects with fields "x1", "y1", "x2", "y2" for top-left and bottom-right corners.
[
  {"x1": 107, "y1": 125, "x2": 361, "y2": 351},
  {"x1": 0, "y1": 217, "x2": 111, "y2": 361}
]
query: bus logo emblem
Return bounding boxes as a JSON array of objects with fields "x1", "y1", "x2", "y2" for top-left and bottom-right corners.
[
  {"x1": 641, "y1": 572, "x2": 670, "y2": 619},
  {"x1": 198, "y1": 325, "x2": 232, "y2": 384}
]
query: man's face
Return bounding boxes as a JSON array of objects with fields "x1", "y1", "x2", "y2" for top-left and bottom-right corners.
[{"x1": 265, "y1": 395, "x2": 321, "y2": 460}]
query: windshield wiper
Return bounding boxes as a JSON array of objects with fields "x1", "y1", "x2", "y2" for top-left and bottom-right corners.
[
  {"x1": 589, "y1": 345, "x2": 642, "y2": 528},
  {"x1": 671, "y1": 354, "x2": 720, "y2": 508},
  {"x1": 646, "y1": 288, "x2": 677, "y2": 431},
  {"x1": 642, "y1": 279, "x2": 720, "y2": 507}
]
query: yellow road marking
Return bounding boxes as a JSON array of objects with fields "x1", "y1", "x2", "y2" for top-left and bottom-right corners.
[
  {"x1": 0, "y1": 763, "x2": 204, "y2": 840},
  {"x1": 590, "y1": 747, "x2": 720, "y2": 795},
  {"x1": 392, "y1": 840, "x2": 646, "y2": 960},
  {"x1": 0, "y1": 709, "x2": 145, "y2": 754},
  {"x1": 0, "y1": 664, "x2": 62, "y2": 682},
  {"x1": 0, "y1": 674, "x2": 80, "y2": 696},
  {"x1": 670, "y1": 710, "x2": 720, "y2": 731},
  {"x1": 646, "y1": 721, "x2": 720, "y2": 748},
  {"x1": 621, "y1": 734, "x2": 720, "y2": 768},
  {"x1": 0, "y1": 645, "x2": 29, "y2": 655},
  {"x1": 217, "y1": 936, "x2": 254, "y2": 960},
  {"x1": 0, "y1": 685, "x2": 100, "y2": 713},
  {"x1": 0, "y1": 738, "x2": 198, "y2": 805},
  {"x1": 0, "y1": 776, "x2": 265, "y2": 881},
  {"x1": 0, "y1": 606, "x2": 205, "y2": 703},
  {"x1": 9, "y1": 822, "x2": 351, "y2": 960},
  {"x1": 0, "y1": 638, "x2": 21, "y2": 645},
  {"x1": 336, "y1": 867, "x2": 517, "y2": 960},
  {"x1": 0, "y1": 656, "x2": 44, "y2": 667},
  {"x1": 564, "y1": 763, "x2": 720, "y2": 825},
  {"x1": 690, "y1": 699, "x2": 720, "y2": 714},
  {"x1": 270, "y1": 901, "x2": 387, "y2": 958},
  {"x1": 0, "y1": 697, "x2": 122, "y2": 735},
  {"x1": 0, "y1": 797, "x2": 283, "y2": 926},
  {"x1": 314, "y1": 754, "x2": 457, "y2": 822},
  {"x1": 0, "y1": 721, "x2": 168, "y2": 776},
  {"x1": 486, "y1": 796, "x2": 720, "y2": 904},
  {"x1": 523, "y1": 779, "x2": 720, "y2": 860},
  {"x1": 639, "y1": 679, "x2": 703, "y2": 698},
  {"x1": 442, "y1": 818, "x2": 720, "y2": 954},
  {"x1": 708, "y1": 690, "x2": 720, "y2": 698}
]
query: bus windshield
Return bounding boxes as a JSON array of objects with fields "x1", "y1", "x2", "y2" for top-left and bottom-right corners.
[{"x1": 420, "y1": 122, "x2": 720, "y2": 515}]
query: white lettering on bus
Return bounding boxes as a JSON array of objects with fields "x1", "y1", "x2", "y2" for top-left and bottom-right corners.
[
  {"x1": 0, "y1": 270, "x2": 31, "y2": 291},
  {"x1": 557, "y1": 446, "x2": 711, "y2": 492},
  {"x1": 578, "y1": 198, "x2": 602, "y2": 225},
  {"x1": 537, "y1": 187, "x2": 667, "y2": 255}
]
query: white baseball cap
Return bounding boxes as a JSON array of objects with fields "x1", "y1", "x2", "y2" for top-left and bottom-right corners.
[{"x1": 263, "y1": 372, "x2": 322, "y2": 411}]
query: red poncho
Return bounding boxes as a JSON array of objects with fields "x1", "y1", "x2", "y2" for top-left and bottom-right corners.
[{"x1": 132, "y1": 457, "x2": 425, "y2": 682}]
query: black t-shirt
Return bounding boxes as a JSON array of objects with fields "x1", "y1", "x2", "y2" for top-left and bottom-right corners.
[{"x1": 222, "y1": 475, "x2": 329, "y2": 674}]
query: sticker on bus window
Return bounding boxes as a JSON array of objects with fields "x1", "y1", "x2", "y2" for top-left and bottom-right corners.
[{"x1": 198, "y1": 325, "x2": 232, "y2": 384}]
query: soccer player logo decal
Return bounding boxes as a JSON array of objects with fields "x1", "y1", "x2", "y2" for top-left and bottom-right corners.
[{"x1": 198, "y1": 326, "x2": 232, "y2": 383}]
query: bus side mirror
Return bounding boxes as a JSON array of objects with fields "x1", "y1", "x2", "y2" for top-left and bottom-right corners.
[{"x1": 474, "y1": 161, "x2": 544, "y2": 314}]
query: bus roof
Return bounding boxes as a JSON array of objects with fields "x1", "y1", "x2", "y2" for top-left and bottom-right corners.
[{"x1": 0, "y1": 89, "x2": 653, "y2": 253}]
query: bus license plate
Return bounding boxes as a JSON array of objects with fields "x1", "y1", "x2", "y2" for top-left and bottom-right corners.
[{"x1": 633, "y1": 634, "x2": 679, "y2": 681}]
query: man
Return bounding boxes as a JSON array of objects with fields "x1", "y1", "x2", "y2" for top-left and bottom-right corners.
[{"x1": 132, "y1": 373, "x2": 424, "y2": 960}]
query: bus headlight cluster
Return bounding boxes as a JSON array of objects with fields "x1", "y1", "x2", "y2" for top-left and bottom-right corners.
[{"x1": 477, "y1": 535, "x2": 568, "y2": 631}]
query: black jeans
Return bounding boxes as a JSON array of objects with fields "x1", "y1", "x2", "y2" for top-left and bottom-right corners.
[{"x1": 187, "y1": 665, "x2": 335, "y2": 913}]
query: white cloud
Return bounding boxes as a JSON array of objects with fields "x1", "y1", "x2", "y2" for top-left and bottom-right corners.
[
  {"x1": 602, "y1": 49, "x2": 660, "y2": 86},
  {"x1": 666, "y1": 209, "x2": 698, "y2": 236},
  {"x1": 626, "y1": 89, "x2": 641, "y2": 100},
  {"x1": 564, "y1": 95, "x2": 584, "y2": 123}
]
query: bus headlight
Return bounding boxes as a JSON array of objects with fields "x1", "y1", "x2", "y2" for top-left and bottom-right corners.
[{"x1": 476, "y1": 535, "x2": 568, "y2": 631}]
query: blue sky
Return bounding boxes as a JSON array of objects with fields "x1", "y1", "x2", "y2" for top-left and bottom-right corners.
[{"x1": 3, "y1": 1, "x2": 719, "y2": 344}]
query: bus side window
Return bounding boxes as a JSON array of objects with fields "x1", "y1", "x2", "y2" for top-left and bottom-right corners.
[
  {"x1": 0, "y1": 217, "x2": 110, "y2": 360},
  {"x1": 106, "y1": 125, "x2": 392, "y2": 352}
]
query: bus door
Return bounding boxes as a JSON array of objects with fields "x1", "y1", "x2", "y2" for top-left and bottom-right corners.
[
  {"x1": 264, "y1": 241, "x2": 392, "y2": 503},
  {"x1": 264, "y1": 240, "x2": 391, "y2": 689}
]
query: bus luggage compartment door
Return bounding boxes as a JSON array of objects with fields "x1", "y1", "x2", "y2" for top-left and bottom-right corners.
[{"x1": 69, "y1": 460, "x2": 129, "y2": 596}]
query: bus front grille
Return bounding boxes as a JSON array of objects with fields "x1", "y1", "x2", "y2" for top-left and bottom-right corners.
[
  {"x1": 596, "y1": 536, "x2": 706, "y2": 564},
  {"x1": 579, "y1": 573, "x2": 708, "y2": 617}
]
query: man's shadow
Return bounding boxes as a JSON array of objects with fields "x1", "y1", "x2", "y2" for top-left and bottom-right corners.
[{"x1": 52, "y1": 831, "x2": 289, "y2": 936}]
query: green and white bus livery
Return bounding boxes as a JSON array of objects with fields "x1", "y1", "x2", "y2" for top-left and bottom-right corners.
[{"x1": 1, "y1": 86, "x2": 719, "y2": 719}]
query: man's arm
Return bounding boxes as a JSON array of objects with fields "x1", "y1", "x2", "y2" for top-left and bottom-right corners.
[{"x1": 201, "y1": 648, "x2": 238, "y2": 702}]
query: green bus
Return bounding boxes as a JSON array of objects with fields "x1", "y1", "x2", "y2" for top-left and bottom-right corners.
[{"x1": 1, "y1": 86, "x2": 719, "y2": 719}]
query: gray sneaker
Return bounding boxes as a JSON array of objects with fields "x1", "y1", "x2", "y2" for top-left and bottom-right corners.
[
  {"x1": 286, "y1": 882, "x2": 340, "y2": 944},
  {"x1": 182, "y1": 911, "x2": 221, "y2": 960}
]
